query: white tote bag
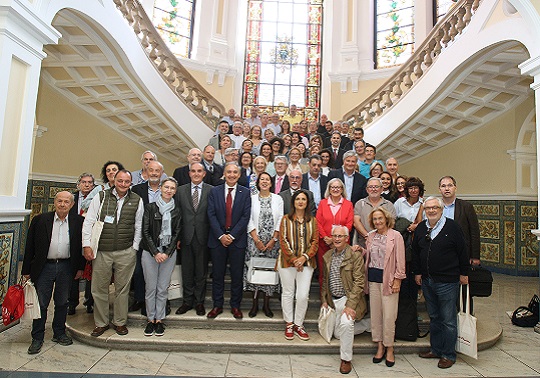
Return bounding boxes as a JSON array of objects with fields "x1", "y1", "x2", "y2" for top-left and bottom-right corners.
[
  {"x1": 168, "y1": 264, "x2": 182, "y2": 300},
  {"x1": 89, "y1": 197, "x2": 105, "y2": 258},
  {"x1": 456, "y1": 284, "x2": 477, "y2": 359},
  {"x1": 21, "y1": 281, "x2": 41, "y2": 320},
  {"x1": 318, "y1": 306, "x2": 336, "y2": 343}
]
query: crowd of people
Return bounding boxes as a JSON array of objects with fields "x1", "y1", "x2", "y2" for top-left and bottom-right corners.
[{"x1": 21, "y1": 105, "x2": 480, "y2": 374}]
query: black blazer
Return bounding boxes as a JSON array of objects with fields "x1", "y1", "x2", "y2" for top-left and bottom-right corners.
[
  {"x1": 175, "y1": 182, "x2": 212, "y2": 246},
  {"x1": 131, "y1": 182, "x2": 150, "y2": 205},
  {"x1": 327, "y1": 169, "x2": 367, "y2": 205},
  {"x1": 279, "y1": 189, "x2": 316, "y2": 216},
  {"x1": 173, "y1": 165, "x2": 216, "y2": 187},
  {"x1": 454, "y1": 198, "x2": 481, "y2": 260},
  {"x1": 301, "y1": 173, "x2": 328, "y2": 196},
  {"x1": 22, "y1": 212, "x2": 85, "y2": 282},
  {"x1": 69, "y1": 191, "x2": 81, "y2": 218},
  {"x1": 271, "y1": 175, "x2": 290, "y2": 194},
  {"x1": 325, "y1": 146, "x2": 346, "y2": 167},
  {"x1": 206, "y1": 162, "x2": 224, "y2": 186}
]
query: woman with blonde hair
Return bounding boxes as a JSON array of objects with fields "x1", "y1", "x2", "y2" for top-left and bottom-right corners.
[{"x1": 365, "y1": 207, "x2": 406, "y2": 367}]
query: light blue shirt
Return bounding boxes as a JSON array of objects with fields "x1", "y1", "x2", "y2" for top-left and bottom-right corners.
[
  {"x1": 342, "y1": 169, "x2": 354, "y2": 201},
  {"x1": 426, "y1": 216, "x2": 446, "y2": 240},
  {"x1": 443, "y1": 200, "x2": 456, "y2": 220},
  {"x1": 148, "y1": 185, "x2": 161, "y2": 204},
  {"x1": 308, "y1": 174, "x2": 322, "y2": 207}
]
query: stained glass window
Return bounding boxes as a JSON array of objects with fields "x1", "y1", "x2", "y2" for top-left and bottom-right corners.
[
  {"x1": 434, "y1": 0, "x2": 457, "y2": 23},
  {"x1": 242, "y1": 0, "x2": 323, "y2": 121},
  {"x1": 375, "y1": 0, "x2": 415, "y2": 69},
  {"x1": 152, "y1": 0, "x2": 196, "y2": 58}
]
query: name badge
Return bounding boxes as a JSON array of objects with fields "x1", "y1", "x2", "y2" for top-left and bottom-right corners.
[{"x1": 104, "y1": 215, "x2": 115, "y2": 224}]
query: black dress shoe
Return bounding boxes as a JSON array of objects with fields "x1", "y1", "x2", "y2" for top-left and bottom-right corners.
[
  {"x1": 175, "y1": 303, "x2": 193, "y2": 315},
  {"x1": 248, "y1": 308, "x2": 258, "y2": 318},
  {"x1": 206, "y1": 307, "x2": 223, "y2": 318},
  {"x1": 67, "y1": 306, "x2": 76, "y2": 315},
  {"x1": 195, "y1": 304, "x2": 206, "y2": 316},
  {"x1": 129, "y1": 301, "x2": 144, "y2": 312}
]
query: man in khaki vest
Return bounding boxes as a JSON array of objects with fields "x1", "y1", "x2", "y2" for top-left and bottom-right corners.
[{"x1": 82, "y1": 170, "x2": 143, "y2": 337}]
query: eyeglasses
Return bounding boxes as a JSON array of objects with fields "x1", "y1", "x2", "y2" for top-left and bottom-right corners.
[
  {"x1": 367, "y1": 185, "x2": 381, "y2": 190},
  {"x1": 424, "y1": 206, "x2": 440, "y2": 211},
  {"x1": 289, "y1": 176, "x2": 301, "y2": 180},
  {"x1": 330, "y1": 186, "x2": 342, "y2": 190},
  {"x1": 331, "y1": 235, "x2": 348, "y2": 239}
]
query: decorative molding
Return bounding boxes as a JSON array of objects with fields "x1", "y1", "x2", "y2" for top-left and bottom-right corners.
[{"x1": 0, "y1": 209, "x2": 31, "y2": 222}]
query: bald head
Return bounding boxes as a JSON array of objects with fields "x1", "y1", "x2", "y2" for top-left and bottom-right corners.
[{"x1": 54, "y1": 191, "x2": 74, "y2": 219}]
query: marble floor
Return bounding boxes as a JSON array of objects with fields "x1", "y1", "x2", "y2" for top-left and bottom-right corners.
[{"x1": 0, "y1": 273, "x2": 539, "y2": 378}]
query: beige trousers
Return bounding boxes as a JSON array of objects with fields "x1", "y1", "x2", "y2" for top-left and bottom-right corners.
[
  {"x1": 369, "y1": 281, "x2": 399, "y2": 347},
  {"x1": 91, "y1": 247, "x2": 136, "y2": 327}
]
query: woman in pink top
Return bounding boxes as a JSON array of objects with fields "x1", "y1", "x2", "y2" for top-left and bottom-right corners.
[
  {"x1": 365, "y1": 207, "x2": 406, "y2": 367},
  {"x1": 315, "y1": 178, "x2": 354, "y2": 289}
]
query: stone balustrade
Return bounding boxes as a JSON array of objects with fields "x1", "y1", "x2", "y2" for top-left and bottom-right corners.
[
  {"x1": 343, "y1": 0, "x2": 481, "y2": 127},
  {"x1": 113, "y1": 0, "x2": 225, "y2": 130}
]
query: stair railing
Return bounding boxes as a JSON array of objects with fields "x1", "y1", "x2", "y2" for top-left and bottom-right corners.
[
  {"x1": 113, "y1": 0, "x2": 226, "y2": 130},
  {"x1": 343, "y1": 0, "x2": 481, "y2": 127}
]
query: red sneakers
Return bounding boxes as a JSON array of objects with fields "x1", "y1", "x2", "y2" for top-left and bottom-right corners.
[
  {"x1": 294, "y1": 324, "x2": 310, "y2": 341},
  {"x1": 285, "y1": 323, "x2": 294, "y2": 340}
]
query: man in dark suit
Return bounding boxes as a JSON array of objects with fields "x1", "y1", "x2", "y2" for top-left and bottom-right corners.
[
  {"x1": 68, "y1": 173, "x2": 95, "y2": 315},
  {"x1": 301, "y1": 155, "x2": 328, "y2": 210},
  {"x1": 22, "y1": 191, "x2": 85, "y2": 354},
  {"x1": 130, "y1": 160, "x2": 165, "y2": 314},
  {"x1": 202, "y1": 145, "x2": 224, "y2": 186},
  {"x1": 280, "y1": 169, "x2": 316, "y2": 215},
  {"x1": 175, "y1": 163, "x2": 212, "y2": 316},
  {"x1": 172, "y1": 148, "x2": 203, "y2": 186},
  {"x1": 271, "y1": 155, "x2": 290, "y2": 194},
  {"x1": 206, "y1": 162, "x2": 251, "y2": 319},
  {"x1": 439, "y1": 175, "x2": 480, "y2": 313},
  {"x1": 326, "y1": 131, "x2": 346, "y2": 167},
  {"x1": 328, "y1": 150, "x2": 367, "y2": 205}
]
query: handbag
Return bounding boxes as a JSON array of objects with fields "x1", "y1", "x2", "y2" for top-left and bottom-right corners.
[
  {"x1": 2, "y1": 278, "x2": 25, "y2": 326},
  {"x1": 89, "y1": 193, "x2": 106, "y2": 258},
  {"x1": 318, "y1": 306, "x2": 336, "y2": 343},
  {"x1": 468, "y1": 265, "x2": 493, "y2": 297},
  {"x1": 168, "y1": 264, "x2": 182, "y2": 300},
  {"x1": 246, "y1": 257, "x2": 279, "y2": 286},
  {"x1": 456, "y1": 284, "x2": 477, "y2": 359},
  {"x1": 511, "y1": 294, "x2": 539, "y2": 327},
  {"x1": 21, "y1": 280, "x2": 41, "y2": 320}
]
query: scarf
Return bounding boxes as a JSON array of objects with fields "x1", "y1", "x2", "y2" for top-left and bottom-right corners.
[{"x1": 156, "y1": 196, "x2": 175, "y2": 248}]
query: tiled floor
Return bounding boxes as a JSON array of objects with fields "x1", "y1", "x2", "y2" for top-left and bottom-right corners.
[{"x1": 0, "y1": 273, "x2": 538, "y2": 377}]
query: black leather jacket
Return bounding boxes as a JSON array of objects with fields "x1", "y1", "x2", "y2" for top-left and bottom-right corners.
[{"x1": 141, "y1": 202, "x2": 181, "y2": 256}]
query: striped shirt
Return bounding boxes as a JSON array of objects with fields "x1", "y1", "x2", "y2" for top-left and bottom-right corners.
[{"x1": 329, "y1": 248, "x2": 346, "y2": 298}]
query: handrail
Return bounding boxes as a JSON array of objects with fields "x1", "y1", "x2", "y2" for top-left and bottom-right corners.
[
  {"x1": 112, "y1": 0, "x2": 226, "y2": 130},
  {"x1": 343, "y1": 0, "x2": 481, "y2": 127}
]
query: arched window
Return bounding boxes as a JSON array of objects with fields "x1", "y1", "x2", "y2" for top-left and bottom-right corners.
[
  {"x1": 434, "y1": 0, "x2": 457, "y2": 23},
  {"x1": 152, "y1": 0, "x2": 196, "y2": 58},
  {"x1": 242, "y1": 0, "x2": 324, "y2": 121},
  {"x1": 375, "y1": 0, "x2": 415, "y2": 69}
]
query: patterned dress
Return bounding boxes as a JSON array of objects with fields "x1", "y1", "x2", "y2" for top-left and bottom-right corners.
[{"x1": 244, "y1": 196, "x2": 280, "y2": 295}]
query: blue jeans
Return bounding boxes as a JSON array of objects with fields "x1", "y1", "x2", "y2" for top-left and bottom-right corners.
[
  {"x1": 32, "y1": 260, "x2": 72, "y2": 341},
  {"x1": 421, "y1": 278, "x2": 459, "y2": 361}
]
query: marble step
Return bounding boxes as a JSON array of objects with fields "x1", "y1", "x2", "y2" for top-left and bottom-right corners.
[{"x1": 66, "y1": 306, "x2": 501, "y2": 354}]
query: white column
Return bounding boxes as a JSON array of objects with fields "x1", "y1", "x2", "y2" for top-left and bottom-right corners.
[
  {"x1": 414, "y1": 0, "x2": 433, "y2": 49},
  {"x1": 519, "y1": 54, "x2": 540, "y2": 334},
  {"x1": 0, "y1": 2, "x2": 60, "y2": 222}
]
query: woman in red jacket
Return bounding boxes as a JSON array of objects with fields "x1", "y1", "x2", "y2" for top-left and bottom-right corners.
[{"x1": 315, "y1": 178, "x2": 354, "y2": 289}]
